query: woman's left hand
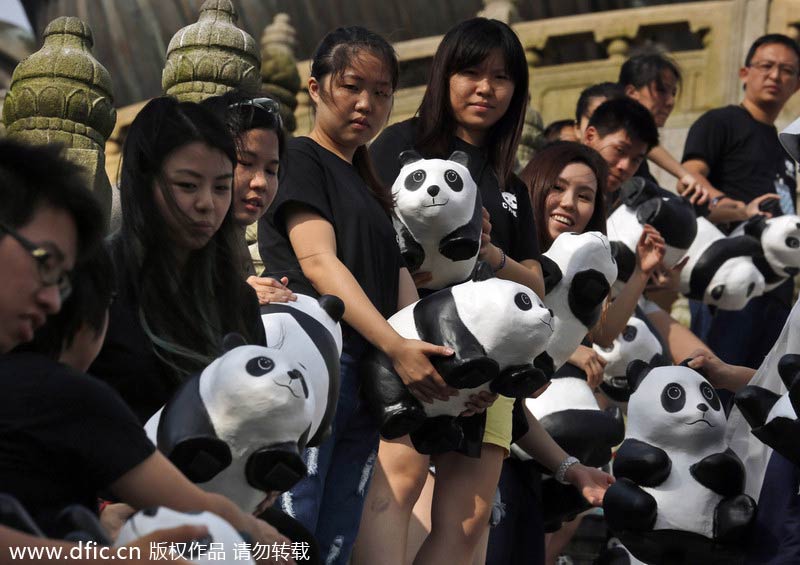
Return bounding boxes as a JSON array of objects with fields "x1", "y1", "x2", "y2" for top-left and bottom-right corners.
[
  {"x1": 635, "y1": 225, "x2": 666, "y2": 276},
  {"x1": 100, "y1": 502, "x2": 136, "y2": 542},
  {"x1": 246, "y1": 276, "x2": 297, "y2": 305},
  {"x1": 459, "y1": 391, "x2": 498, "y2": 417},
  {"x1": 564, "y1": 463, "x2": 615, "y2": 506},
  {"x1": 478, "y1": 207, "x2": 494, "y2": 260}
]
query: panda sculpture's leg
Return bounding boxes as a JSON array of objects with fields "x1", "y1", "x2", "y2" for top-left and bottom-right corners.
[{"x1": 714, "y1": 494, "x2": 757, "y2": 545}]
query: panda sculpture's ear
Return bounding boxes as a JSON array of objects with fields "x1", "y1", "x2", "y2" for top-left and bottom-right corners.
[
  {"x1": 222, "y1": 333, "x2": 247, "y2": 351},
  {"x1": 447, "y1": 150, "x2": 470, "y2": 169},
  {"x1": 626, "y1": 359, "x2": 653, "y2": 393},
  {"x1": 778, "y1": 353, "x2": 800, "y2": 390},
  {"x1": 318, "y1": 295, "x2": 345, "y2": 323},
  {"x1": 679, "y1": 357, "x2": 710, "y2": 382},
  {"x1": 471, "y1": 261, "x2": 494, "y2": 282},
  {"x1": 620, "y1": 177, "x2": 654, "y2": 207},
  {"x1": 743, "y1": 214, "x2": 768, "y2": 239},
  {"x1": 609, "y1": 242, "x2": 635, "y2": 283},
  {"x1": 399, "y1": 150, "x2": 423, "y2": 167},
  {"x1": 538, "y1": 255, "x2": 563, "y2": 295}
]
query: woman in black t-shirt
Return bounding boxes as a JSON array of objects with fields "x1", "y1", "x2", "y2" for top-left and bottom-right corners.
[
  {"x1": 358, "y1": 18, "x2": 550, "y2": 565},
  {"x1": 257, "y1": 28, "x2": 456, "y2": 565},
  {"x1": 90, "y1": 97, "x2": 265, "y2": 423}
]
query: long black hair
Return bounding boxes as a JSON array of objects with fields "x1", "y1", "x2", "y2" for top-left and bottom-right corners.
[
  {"x1": 415, "y1": 18, "x2": 529, "y2": 187},
  {"x1": 310, "y1": 26, "x2": 399, "y2": 214},
  {"x1": 118, "y1": 96, "x2": 257, "y2": 377}
]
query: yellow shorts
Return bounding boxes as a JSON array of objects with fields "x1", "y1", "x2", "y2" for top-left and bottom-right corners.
[{"x1": 482, "y1": 394, "x2": 514, "y2": 455}]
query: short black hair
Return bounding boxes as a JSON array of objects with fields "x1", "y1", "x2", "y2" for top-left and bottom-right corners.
[
  {"x1": 619, "y1": 52, "x2": 682, "y2": 90},
  {"x1": 18, "y1": 244, "x2": 116, "y2": 359},
  {"x1": 575, "y1": 82, "x2": 626, "y2": 123},
  {"x1": 0, "y1": 139, "x2": 104, "y2": 262},
  {"x1": 588, "y1": 98, "x2": 659, "y2": 150},
  {"x1": 745, "y1": 33, "x2": 800, "y2": 70},
  {"x1": 543, "y1": 119, "x2": 576, "y2": 142}
]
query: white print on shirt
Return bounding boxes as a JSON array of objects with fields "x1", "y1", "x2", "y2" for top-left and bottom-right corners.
[
  {"x1": 786, "y1": 158, "x2": 796, "y2": 178},
  {"x1": 775, "y1": 174, "x2": 796, "y2": 215},
  {"x1": 501, "y1": 192, "x2": 518, "y2": 218}
]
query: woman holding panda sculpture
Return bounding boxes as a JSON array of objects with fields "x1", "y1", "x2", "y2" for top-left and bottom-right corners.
[
  {"x1": 358, "y1": 19, "x2": 613, "y2": 565},
  {"x1": 256, "y1": 27, "x2": 471, "y2": 565}
]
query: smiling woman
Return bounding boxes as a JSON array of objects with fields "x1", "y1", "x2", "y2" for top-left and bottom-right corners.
[{"x1": 89, "y1": 96, "x2": 266, "y2": 424}]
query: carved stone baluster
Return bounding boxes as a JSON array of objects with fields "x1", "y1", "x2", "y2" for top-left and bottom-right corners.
[
  {"x1": 260, "y1": 13, "x2": 300, "y2": 133},
  {"x1": 2, "y1": 16, "x2": 116, "y2": 221},
  {"x1": 478, "y1": 0, "x2": 521, "y2": 24},
  {"x1": 606, "y1": 36, "x2": 632, "y2": 62},
  {"x1": 516, "y1": 105, "x2": 544, "y2": 170},
  {"x1": 162, "y1": 0, "x2": 261, "y2": 102}
]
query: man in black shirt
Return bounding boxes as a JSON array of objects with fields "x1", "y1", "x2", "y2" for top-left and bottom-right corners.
[{"x1": 682, "y1": 34, "x2": 800, "y2": 370}]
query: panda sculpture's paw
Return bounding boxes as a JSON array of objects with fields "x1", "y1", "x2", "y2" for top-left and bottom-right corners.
[
  {"x1": 409, "y1": 416, "x2": 465, "y2": 455},
  {"x1": 690, "y1": 449, "x2": 745, "y2": 497},
  {"x1": 442, "y1": 356, "x2": 499, "y2": 389},
  {"x1": 379, "y1": 403, "x2": 428, "y2": 440},
  {"x1": 438, "y1": 235, "x2": 480, "y2": 261},
  {"x1": 713, "y1": 494, "x2": 756, "y2": 545},
  {"x1": 603, "y1": 478, "x2": 658, "y2": 533},
  {"x1": 245, "y1": 443, "x2": 307, "y2": 493},
  {"x1": 490, "y1": 363, "x2": 550, "y2": 397}
]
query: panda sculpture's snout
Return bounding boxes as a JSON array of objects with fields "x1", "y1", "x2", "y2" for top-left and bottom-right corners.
[{"x1": 274, "y1": 369, "x2": 309, "y2": 400}]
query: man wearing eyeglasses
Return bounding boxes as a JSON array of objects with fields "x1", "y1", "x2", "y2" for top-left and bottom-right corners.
[{"x1": 681, "y1": 34, "x2": 800, "y2": 372}]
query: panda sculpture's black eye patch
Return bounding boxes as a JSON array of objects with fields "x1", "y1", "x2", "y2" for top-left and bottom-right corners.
[
  {"x1": 787, "y1": 236, "x2": 800, "y2": 249},
  {"x1": 710, "y1": 285, "x2": 725, "y2": 301},
  {"x1": 622, "y1": 325, "x2": 637, "y2": 342},
  {"x1": 699, "y1": 382, "x2": 721, "y2": 411},
  {"x1": 444, "y1": 170, "x2": 463, "y2": 192},
  {"x1": 661, "y1": 382, "x2": 686, "y2": 412},
  {"x1": 405, "y1": 170, "x2": 426, "y2": 191},
  {"x1": 246, "y1": 356, "x2": 275, "y2": 376},
  {"x1": 514, "y1": 292, "x2": 532, "y2": 311}
]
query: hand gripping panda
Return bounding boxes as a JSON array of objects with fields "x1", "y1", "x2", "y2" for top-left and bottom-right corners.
[
  {"x1": 145, "y1": 295, "x2": 344, "y2": 513},
  {"x1": 539, "y1": 231, "x2": 618, "y2": 368},
  {"x1": 603, "y1": 362, "x2": 757, "y2": 564},
  {"x1": 606, "y1": 177, "x2": 700, "y2": 284},
  {"x1": 729, "y1": 214, "x2": 800, "y2": 293},
  {"x1": 678, "y1": 216, "x2": 765, "y2": 311},
  {"x1": 115, "y1": 507, "x2": 255, "y2": 565},
  {"x1": 735, "y1": 353, "x2": 800, "y2": 467},
  {"x1": 360, "y1": 266, "x2": 555, "y2": 455},
  {"x1": 391, "y1": 150, "x2": 482, "y2": 290},
  {"x1": 521, "y1": 363, "x2": 625, "y2": 531},
  {"x1": 594, "y1": 315, "x2": 669, "y2": 404}
]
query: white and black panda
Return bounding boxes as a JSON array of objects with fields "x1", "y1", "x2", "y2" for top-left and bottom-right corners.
[
  {"x1": 730, "y1": 214, "x2": 800, "y2": 292},
  {"x1": 735, "y1": 353, "x2": 800, "y2": 467},
  {"x1": 603, "y1": 362, "x2": 756, "y2": 564},
  {"x1": 594, "y1": 315, "x2": 668, "y2": 403},
  {"x1": 259, "y1": 294, "x2": 344, "y2": 447},
  {"x1": 115, "y1": 507, "x2": 254, "y2": 565},
  {"x1": 520, "y1": 363, "x2": 625, "y2": 530},
  {"x1": 360, "y1": 267, "x2": 555, "y2": 455},
  {"x1": 144, "y1": 295, "x2": 344, "y2": 513},
  {"x1": 606, "y1": 177, "x2": 700, "y2": 285},
  {"x1": 539, "y1": 231, "x2": 618, "y2": 368},
  {"x1": 679, "y1": 216, "x2": 765, "y2": 310},
  {"x1": 392, "y1": 150, "x2": 482, "y2": 290}
]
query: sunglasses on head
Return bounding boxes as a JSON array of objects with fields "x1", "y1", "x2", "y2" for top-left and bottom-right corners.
[{"x1": 229, "y1": 97, "x2": 283, "y2": 130}]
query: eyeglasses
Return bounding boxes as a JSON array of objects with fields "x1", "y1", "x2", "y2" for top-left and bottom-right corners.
[
  {"x1": 748, "y1": 60, "x2": 800, "y2": 78},
  {"x1": 229, "y1": 97, "x2": 283, "y2": 129},
  {"x1": 0, "y1": 223, "x2": 72, "y2": 300}
]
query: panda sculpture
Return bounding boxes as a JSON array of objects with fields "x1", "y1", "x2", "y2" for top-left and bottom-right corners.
[
  {"x1": 360, "y1": 266, "x2": 555, "y2": 455},
  {"x1": 115, "y1": 507, "x2": 254, "y2": 565},
  {"x1": 606, "y1": 177, "x2": 700, "y2": 284},
  {"x1": 392, "y1": 150, "x2": 482, "y2": 290},
  {"x1": 603, "y1": 361, "x2": 757, "y2": 564},
  {"x1": 539, "y1": 231, "x2": 618, "y2": 368},
  {"x1": 145, "y1": 295, "x2": 344, "y2": 513},
  {"x1": 521, "y1": 362, "x2": 625, "y2": 531},
  {"x1": 730, "y1": 214, "x2": 800, "y2": 293},
  {"x1": 679, "y1": 216, "x2": 765, "y2": 310},
  {"x1": 735, "y1": 353, "x2": 800, "y2": 467},
  {"x1": 780, "y1": 116, "x2": 800, "y2": 162},
  {"x1": 594, "y1": 315, "x2": 668, "y2": 404}
]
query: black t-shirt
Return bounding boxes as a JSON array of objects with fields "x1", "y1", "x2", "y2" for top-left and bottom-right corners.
[
  {"x1": 90, "y1": 237, "x2": 266, "y2": 423},
  {"x1": 0, "y1": 353, "x2": 154, "y2": 536},
  {"x1": 369, "y1": 118, "x2": 540, "y2": 263},
  {"x1": 634, "y1": 159, "x2": 659, "y2": 187},
  {"x1": 682, "y1": 105, "x2": 797, "y2": 208},
  {"x1": 258, "y1": 136, "x2": 404, "y2": 350}
]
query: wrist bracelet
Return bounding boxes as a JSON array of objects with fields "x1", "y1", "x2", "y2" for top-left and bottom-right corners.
[
  {"x1": 493, "y1": 249, "x2": 507, "y2": 272},
  {"x1": 555, "y1": 455, "x2": 580, "y2": 484}
]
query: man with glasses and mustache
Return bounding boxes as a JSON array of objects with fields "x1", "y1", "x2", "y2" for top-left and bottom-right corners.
[{"x1": 682, "y1": 34, "x2": 800, "y2": 373}]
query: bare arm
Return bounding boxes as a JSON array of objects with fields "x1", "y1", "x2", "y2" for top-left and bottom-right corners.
[
  {"x1": 479, "y1": 208, "x2": 545, "y2": 297},
  {"x1": 109, "y1": 452, "x2": 291, "y2": 560},
  {"x1": 645, "y1": 307, "x2": 708, "y2": 363},
  {"x1": 286, "y1": 208, "x2": 455, "y2": 403},
  {"x1": 686, "y1": 348, "x2": 756, "y2": 392},
  {"x1": 648, "y1": 146, "x2": 712, "y2": 205}
]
